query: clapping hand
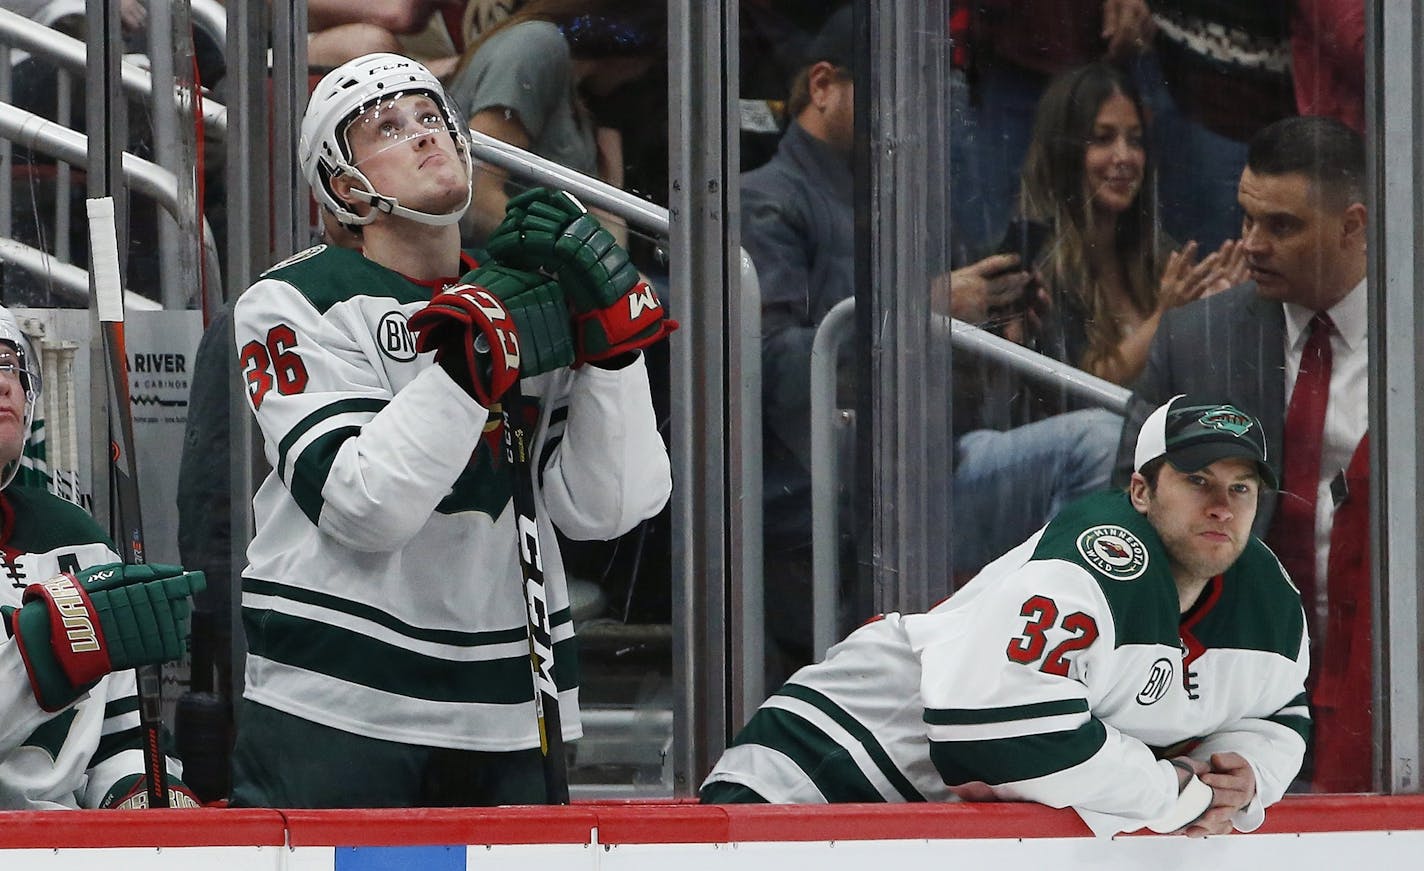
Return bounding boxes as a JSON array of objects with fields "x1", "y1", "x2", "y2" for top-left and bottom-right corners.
[{"x1": 1158, "y1": 239, "x2": 1249, "y2": 311}]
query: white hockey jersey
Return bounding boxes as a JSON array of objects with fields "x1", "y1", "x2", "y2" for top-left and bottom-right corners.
[
  {"x1": 234, "y1": 244, "x2": 671, "y2": 751},
  {"x1": 0, "y1": 485, "x2": 180, "y2": 809},
  {"x1": 704, "y1": 491, "x2": 1310, "y2": 837}
]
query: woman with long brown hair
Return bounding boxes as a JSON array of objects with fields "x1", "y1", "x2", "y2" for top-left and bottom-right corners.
[{"x1": 1018, "y1": 63, "x2": 1245, "y2": 388}]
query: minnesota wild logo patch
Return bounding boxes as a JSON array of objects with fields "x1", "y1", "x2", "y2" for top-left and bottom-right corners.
[
  {"x1": 1076, "y1": 524, "x2": 1149, "y2": 580},
  {"x1": 1197, "y1": 406, "x2": 1253, "y2": 437}
]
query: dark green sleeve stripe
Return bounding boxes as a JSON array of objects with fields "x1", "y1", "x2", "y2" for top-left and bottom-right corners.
[
  {"x1": 1265, "y1": 714, "x2": 1311, "y2": 744},
  {"x1": 276, "y1": 397, "x2": 389, "y2": 481},
  {"x1": 1285, "y1": 691, "x2": 1309, "y2": 709},
  {"x1": 243, "y1": 577, "x2": 572, "y2": 647},
  {"x1": 104, "y1": 695, "x2": 140, "y2": 718},
  {"x1": 777, "y1": 683, "x2": 925, "y2": 802},
  {"x1": 731, "y1": 706, "x2": 888, "y2": 803},
  {"x1": 930, "y1": 718, "x2": 1107, "y2": 786},
  {"x1": 925, "y1": 698, "x2": 1089, "y2": 727},
  {"x1": 289, "y1": 427, "x2": 361, "y2": 525},
  {"x1": 242, "y1": 608, "x2": 579, "y2": 704},
  {"x1": 94, "y1": 726, "x2": 142, "y2": 764}
]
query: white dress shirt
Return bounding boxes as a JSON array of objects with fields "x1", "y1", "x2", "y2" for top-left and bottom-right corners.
[{"x1": 1281, "y1": 279, "x2": 1368, "y2": 633}]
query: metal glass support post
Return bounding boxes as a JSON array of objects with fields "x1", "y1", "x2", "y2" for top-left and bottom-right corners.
[
  {"x1": 1369, "y1": 0, "x2": 1424, "y2": 794},
  {"x1": 853, "y1": 0, "x2": 956, "y2": 619},
  {"x1": 225, "y1": 0, "x2": 274, "y2": 703},
  {"x1": 271, "y1": 1, "x2": 308, "y2": 259},
  {"x1": 668, "y1": 0, "x2": 740, "y2": 792}
]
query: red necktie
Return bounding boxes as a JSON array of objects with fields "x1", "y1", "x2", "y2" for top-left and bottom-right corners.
[{"x1": 1268, "y1": 312, "x2": 1333, "y2": 637}]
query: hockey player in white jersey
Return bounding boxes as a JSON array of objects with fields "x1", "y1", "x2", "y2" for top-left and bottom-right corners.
[
  {"x1": 0, "y1": 304, "x2": 205, "y2": 808},
  {"x1": 229, "y1": 53, "x2": 673, "y2": 807},
  {"x1": 703, "y1": 395, "x2": 1309, "y2": 838}
]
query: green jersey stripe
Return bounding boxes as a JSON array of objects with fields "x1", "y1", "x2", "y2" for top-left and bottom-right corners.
[
  {"x1": 930, "y1": 718, "x2": 1107, "y2": 786},
  {"x1": 733, "y1": 706, "x2": 888, "y2": 802},
  {"x1": 94, "y1": 725, "x2": 142, "y2": 764},
  {"x1": 1265, "y1": 713, "x2": 1311, "y2": 744},
  {"x1": 243, "y1": 576, "x2": 574, "y2": 646},
  {"x1": 924, "y1": 698, "x2": 1089, "y2": 726},
  {"x1": 243, "y1": 608, "x2": 580, "y2": 704},
  {"x1": 777, "y1": 683, "x2": 926, "y2": 802},
  {"x1": 276, "y1": 397, "x2": 388, "y2": 480},
  {"x1": 104, "y1": 695, "x2": 140, "y2": 718},
  {"x1": 290, "y1": 426, "x2": 362, "y2": 525}
]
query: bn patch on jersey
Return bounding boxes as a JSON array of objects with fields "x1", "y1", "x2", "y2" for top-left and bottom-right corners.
[{"x1": 1076, "y1": 524, "x2": 1148, "y2": 581}]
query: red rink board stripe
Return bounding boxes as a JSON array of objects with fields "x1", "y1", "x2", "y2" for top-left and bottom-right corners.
[{"x1": 2, "y1": 795, "x2": 1423, "y2": 849}]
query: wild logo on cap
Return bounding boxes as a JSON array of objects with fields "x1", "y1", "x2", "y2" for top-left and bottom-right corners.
[{"x1": 1195, "y1": 407, "x2": 1253, "y2": 438}]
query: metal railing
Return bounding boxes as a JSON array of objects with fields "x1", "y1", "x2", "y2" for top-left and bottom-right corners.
[
  {"x1": 808, "y1": 303, "x2": 1133, "y2": 657},
  {"x1": 0, "y1": 100, "x2": 223, "y2": 309},
  {"x1": 0, "y1": 236, "x2": 158, "y2": 310},
  {"x1": 0, "y1": 8, "x2": 229, "y2": 138}
]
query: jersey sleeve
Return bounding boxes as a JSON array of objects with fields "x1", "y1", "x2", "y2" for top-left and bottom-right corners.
[
  {"x1": 539, "y1": 354, "x2": 671, "y2": 541},
  {"x1": 1191, "y1": 630, "x2": 1311, "y2": 832},
  {"x1": 235, "y1": 277, "x2": 489, "y2": 552},
  {"x1": 0, "y1": 637, "x2": 51, "y2": 757},
  {"x1": 907, "y1": 559, "x2": 1183, "y2": 835}
]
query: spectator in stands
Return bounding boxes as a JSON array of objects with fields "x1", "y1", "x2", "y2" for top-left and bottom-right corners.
[
  {"x1": 1291, "y1": 0, "x2": 1365, "y2": 134},
  {"x1": 446, "y1": 0, "x2": 665, "y2": 241},
  {"x1": 1118, "y1": 116, "x2": 1370, "y2": 793},
  {"x1": 949, "y1": 0, "x2": 1155, "y2": 256},
  {"x1": 1018, "y1": 63, "x2": 1246, "y2": 394},
  {"x1": 750, "y1": 7, "x2": 1122, "y2": 682},
  {"x1": 307, "y1": 0, "x2": 466, "y2": 77}
]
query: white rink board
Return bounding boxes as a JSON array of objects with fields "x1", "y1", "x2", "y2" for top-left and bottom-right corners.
[{"x1": 4, "y1": 831, "x2": 1424, "y2": 871}]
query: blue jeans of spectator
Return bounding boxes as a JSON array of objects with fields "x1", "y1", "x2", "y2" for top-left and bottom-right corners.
[{"x1": 952, "y1": 408, "x2": 1123, "y2": 571}]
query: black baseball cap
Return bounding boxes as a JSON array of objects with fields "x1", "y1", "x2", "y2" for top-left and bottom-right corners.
[
  {"x1": 1134, "y1": 394, "x2": 1278, "y2": 489},
  {"x1": 803, "y1": 6, "x2": 853, "y2": 70}
]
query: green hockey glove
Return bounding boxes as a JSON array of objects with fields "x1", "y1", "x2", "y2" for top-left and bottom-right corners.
[
  {"x1": 485, "y1": 188, "x2": 677, "y2": 365},
  {"x1": 8, "y1": 563, "x2": 205, "y2": 712},
  {"x1": 457, "y1": 263, "x2": 575, "y2": 377}
]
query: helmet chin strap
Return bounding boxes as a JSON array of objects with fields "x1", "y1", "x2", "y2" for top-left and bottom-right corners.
[{"x1": 350, "y1": 186, "x2": 471, "y2": 226}]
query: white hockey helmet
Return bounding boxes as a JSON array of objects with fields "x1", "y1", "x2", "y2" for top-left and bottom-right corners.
[
  {"x1": 0, "y1": 305, "x2": 41, "y2": 490},
  {"x1": 299, "y1": 53, "x2": 473, "y2": 228}
]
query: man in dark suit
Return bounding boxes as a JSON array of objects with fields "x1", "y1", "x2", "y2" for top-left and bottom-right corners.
[{"x1": 1118, "y1": 116, "x2": 1369, "y2": 793}]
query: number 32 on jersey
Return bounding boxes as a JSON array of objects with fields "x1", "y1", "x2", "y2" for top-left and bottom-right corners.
[
  {"x1": 241, "y1": 324, "x2": 310, "y2": 409},
  {"x1": 1005, "y1": 594, "x2": 1100, "y2": 677}
]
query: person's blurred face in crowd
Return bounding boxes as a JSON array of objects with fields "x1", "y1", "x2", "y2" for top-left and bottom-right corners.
[
  {"x1": 1131, "y1": 457, "x2": 1259, "y2": 587},
  {"x1": 1238, "y1": 167, "x2": 1365, "y2": 309},
  {"x1": 334, "y1": 92, "x2": 469, "y2": 220},
  {"x1": 0, "y1": 342, "x2": 28, "y2": 468},
  {"x1": 810, "y1": 61, "x2": 855, "y2": 155},
  {"x1": 1084, "y1": 91, "x2": 1146, "y2": 217}
]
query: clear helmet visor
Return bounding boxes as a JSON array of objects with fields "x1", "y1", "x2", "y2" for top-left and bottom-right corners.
[{"x1": 343, "y1": 93, "x2": 465, "y2": 169}]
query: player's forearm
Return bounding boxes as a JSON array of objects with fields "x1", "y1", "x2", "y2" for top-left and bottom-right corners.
[{"x1": 542, "y1": 358, "x2": 671, "y2": 540}]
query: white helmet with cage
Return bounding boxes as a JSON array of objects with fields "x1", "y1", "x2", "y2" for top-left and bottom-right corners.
[
  {"x1": 0, "y1": 305, "x2": 41, "y2": 490},
  {"x1": 299, "y1": 52, "x2": 473, "y2": 228}
]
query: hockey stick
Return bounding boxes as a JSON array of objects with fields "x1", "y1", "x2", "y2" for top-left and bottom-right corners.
[
  {"x1": 502, "y1": 381, "x2": 570, "y2": 804},
  {"x1": 87, "y1": 196, "x2": 169, "y2": 808}
]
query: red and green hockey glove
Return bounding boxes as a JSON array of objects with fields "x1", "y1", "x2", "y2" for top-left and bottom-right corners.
[
  {"x1": 455, "y1": 263, "x2": 575, "y2": 377},
  {"x1": 409, "y1": 283, "x2": 523, "y2": 406},
  {"x1": 6, "y1": 563, "x2": 205, "y2": 712},
  {"x1": 485, "y1": 187, "x2": 678, "y2": 365}
]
